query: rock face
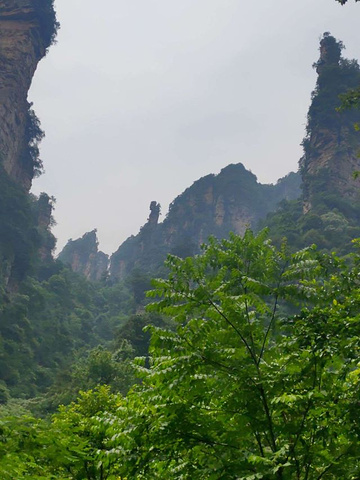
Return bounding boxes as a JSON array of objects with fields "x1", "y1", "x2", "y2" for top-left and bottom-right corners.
[
  {"x1": 65, "y1": 34, "x2": 360, "y2": 281},
  {"x1": 300, "y1": 33, "x2": 360, "y2": 212},
  {"x1": 0, "y1": 0, "x2": 58, "y2": 190},
  {"x1": 58, "y1": 230, "x2": 109, "y2": 282},
  {"x1": 148, "y1": 201, "x2": 161, "y2": 226},
  {"x1": 263, "y1": 34, "x2": 360, "y2": 257},
  {"x1": 34, "y1": 192, "x2": 56, "y2": 262},
  {"x1": 109, "y1": 164, "x2": 301, "y2": 280},
  {"x1": 0, "y1": 1, "x2": 58, "y2": 290}
]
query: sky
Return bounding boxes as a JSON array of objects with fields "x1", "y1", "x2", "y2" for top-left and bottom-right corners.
[{"x1": 30, "y1": 0, "x2": 360, "y2": 255}]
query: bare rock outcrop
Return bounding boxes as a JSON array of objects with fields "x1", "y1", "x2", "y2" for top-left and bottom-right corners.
[
  {"x1": 109, "y1": 164, "x2": 301, "y2": 280},
  {"x1": 301, "y1": 33, "x2": 360, "y2": 212},
  {"x1": 0, "y1": 0, "x2": 58, "y2": 190},
  {"x1": 58, "y1": 230, "x2": 109, "y2": 282}
]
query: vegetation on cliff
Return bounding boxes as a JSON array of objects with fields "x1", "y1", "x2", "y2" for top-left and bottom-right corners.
[
  {"x1": 22, "y1": 107, "x2": 45, "y2": 179},
  {"x1": 59, "y1": 230, "x2": 109, "y2": 282},
  {"x1": 2, "y1": 3, "x2": 360, "y2": 474},
  {"x1": 264, "y1": 33, "x2": 360, "y2": 255},
  {"x1": 0, "y1": 169, "x2": 58, "y2": 294},
  {"x1": 33, "y1": 0, "x2": 60, "y2": 50},
  {"x1": 109, "y1": 164, "x2": 301, "y2": 282}
]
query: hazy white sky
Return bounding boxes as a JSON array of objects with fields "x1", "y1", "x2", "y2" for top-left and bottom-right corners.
[{"x1": 30, "y1": 0, "x2": 360, "y2": 254}]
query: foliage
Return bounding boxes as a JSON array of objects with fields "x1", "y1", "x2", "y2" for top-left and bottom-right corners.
[
  {"x1": 263, "y1": 195, "x2": 360, "y2": 256},
  {"x1": 115, "y1": 312, "x2": 174, "y2": 358},
  {"x1": 0, "y1": 166, "x2": 40, "y2": 287},
  {"x1": 45, "y1": 342, "x2": 136, "y2": 409},
  {"x1": 110, "y1": 164, "x2": 301, "y2": 283},
  {"x1": 303, "y1": 33, "x2": 360, "y2": 138},
  {"x1": 0, "y1": 414, "x2": 75, "y2": 479},
  {"x1": 0, "y1": 268, "x2": 103, "y2": 398},
  {"x1": 2, "y1": 232, "x2": 360, "y2": 478},
  {"x1": 51, "y1": 386, "x2": 122, "y2": 479},
  {"x1": 33, "y1": 0, "x2": 60, "y2": 50},
  {"x1": 23, "y1": 106, "x2": 45, "y2": 178},
  {"x1": 91, "y1": 230, "x2": 360, "y2": 479},
  {"x1": 0, "y1": 387, "x2": 121, "y2": 479},
  {"x1": 338, "y1": 84, "x2": 360, "y2": 111}
]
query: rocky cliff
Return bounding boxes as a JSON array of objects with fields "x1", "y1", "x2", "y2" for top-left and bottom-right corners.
[
  {"x1": 58, "y1": 230, "x2": 109, "y2": 282},
  {"x1": 0, "y1": 0, "x2": 58, "y2": 290},
  {"x1": 301, "y1": 32, "x2": 360, "y2": 212},
  {"x1": 265, "y1": 33, "x2": 360, "y2": 255},
  {"x1": 0, "y1": 0, "x2": 58, "y2": 190},
  {"x1": 33, "y1": 192, "x2": 56, "y2": 263},
  {"x1": 109, "y1": 165, "x2": 301, "y2": 280},
  {"x1": 63, "y1": 33, "x2": 360, "y2": 280}
]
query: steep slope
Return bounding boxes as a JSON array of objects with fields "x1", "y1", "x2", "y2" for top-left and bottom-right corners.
[
  {"x1": 62, "y1": 33, "x2": 360, "y2": 281},
  {"x1": 0, "y1": 0, "x2": 58, "y2": 190},
  {"x1": 301, "y1": 32, "x2": 360, "y2": 212},
  {"x1": 0, "y1": 0, "x2": 58, "y2": 290},
  {"x1": 58, "y1": 230, "x2": 109, "y2": 282},
  {"x1": 109, "y1": 165, "x2": 301, "y2": 280},
  {"x1": 0, "y1": 1, "x2": 67, "y2": 399},
  {"x1": 266, "y1": 33, "x2": 360, "y2": 254}
]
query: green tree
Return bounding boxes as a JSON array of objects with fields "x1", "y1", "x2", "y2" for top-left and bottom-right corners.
[
  {"x1": 0, "y1": 414, "x2": 79, "y2": 479},
  {"x1": 0, "y1": 387, "x2": 122, "y2": 480},
  {"x1": 100, "y1": 230, "x2": 360, "y2": 479},
  {"x1": 52, "y1": 386, "x2": 121, "y2": 480}
]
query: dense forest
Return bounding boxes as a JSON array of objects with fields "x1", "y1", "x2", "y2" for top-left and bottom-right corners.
[
  {"x1": 1, "y1": 0, "x2": 360, "y2": 478},
  {"x1": 2, "y1": 232, "x2": 360, "y2": 478}
]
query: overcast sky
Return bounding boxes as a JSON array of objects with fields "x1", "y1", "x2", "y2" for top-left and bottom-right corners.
[{"x1": 29, "y1": 0, "x2": 360, "y2": 254}]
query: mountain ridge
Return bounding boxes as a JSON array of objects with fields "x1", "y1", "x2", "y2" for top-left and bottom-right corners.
[
  {"x1": 59, "y1": 164, "x2": 301, "y2": 281},
  {"x1": 59, "y1": 33, "x2": 360, "y2": 280}
]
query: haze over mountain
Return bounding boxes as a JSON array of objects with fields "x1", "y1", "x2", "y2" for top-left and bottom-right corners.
[
  {"x1": 29, "y1": 0, "x2": 360, "y2": 254},
  {"x1": 2, "y1": 2, "x2": 360, "y2": 477},
  {"x1": 58, "y1": 33, "x2": 360, "y2": 283}
]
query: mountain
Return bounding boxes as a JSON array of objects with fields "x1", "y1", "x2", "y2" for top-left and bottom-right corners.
[
  {"x1": 109, "y1": 165, "x2": 301, "y2": 280},
  {"x1": 0, "y1": 0, "x2": 59, "y2": 292},
  {"x1": 0, "y1": 0, "x2": 58, "y2": 189},
  {"x1": 301, "y1": 32, "x2": 360, "y2": 213},
  {"x1": 59, "y1": 167, "x2": 300, "y2": 281},
  {"x1": 58, "y1": 230, "x2": 109, "y2": 282},
  {"x1": 0, "y1": 1, "x2": 65, "y2": 397},
  {"x1": 62, "y1": 33, "x2": 360, "y2": 280},
  {"x1": 265, "y1": 33, "x2": 360, "y2": 254},
  {"x1": 3, "y1": 28, "x2": 360, "y2": 401}
]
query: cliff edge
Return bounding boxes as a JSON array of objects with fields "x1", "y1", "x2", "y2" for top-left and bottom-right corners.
[
  {"x1": 301, "y1": 33, "x2": 360, "y2": 212},
  {"x1": 0, "y1": 0, "x2": 58, "y2": 190},
  {"x1": 0, "y1": 0, "x2": 58, "y2": 289}
]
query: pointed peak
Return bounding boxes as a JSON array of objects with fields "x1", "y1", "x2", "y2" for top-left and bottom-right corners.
[{"x1": 314, "y1": 33, "x2": 344, "y2": 73}]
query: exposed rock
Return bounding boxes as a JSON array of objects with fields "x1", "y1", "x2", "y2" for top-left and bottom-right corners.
[
  {"x1": 0, "y1": 1, "x2": 58, "y2": 292},
  {"x1": 33, "y1": 192, "x2": 56, "y2": 262},
  {"x1": 148, "y1": 201, "x2": 161, "y2": 226},
  {"x1": 301, "y1": 33, "x2": 360, "y2": 212},
  {"x1": 58, "y1": 230, "x2": 109, "y2": 282},
  {"x1": 109, "y1": 164, "x2": 301, "y2": 280},
  {"x1": 264, "y1": 34, "x2": 360, "y2": 257},
  {"x1": 0, "y1": 0, "x2": 58, "y2": 190}
]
